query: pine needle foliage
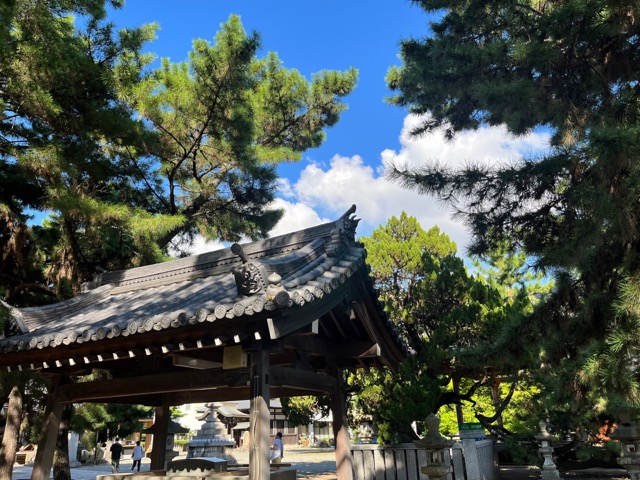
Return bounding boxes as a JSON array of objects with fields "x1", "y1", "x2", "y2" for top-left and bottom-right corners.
[
  {"x1": 386, "y1": 0, "x2": 640, "y2": 416},
  {"x1": 1, "y1": 5, "x2": 357, "y2": 295},
  {"x1": 351, "y1": 214, "x2": 537, "y2": 443}
]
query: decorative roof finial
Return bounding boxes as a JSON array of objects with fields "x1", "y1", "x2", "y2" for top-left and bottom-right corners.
[
  {"x1": 326, "y1": 205, "x2": 361, "y2": 257},
  {"x1": 266, "y1": 273, "x2": 290, "y2": 308},
  {"x1": 231, "y1": 243, "x2": 268, "y2": 296}
]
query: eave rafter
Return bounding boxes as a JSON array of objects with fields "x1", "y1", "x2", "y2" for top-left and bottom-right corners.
[{"x1": 56, "y1": 364, "x2": 340, "y2": 404}]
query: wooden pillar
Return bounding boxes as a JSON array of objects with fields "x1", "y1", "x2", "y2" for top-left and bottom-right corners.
[
  {"x1": 249, "y1": 348, "x2": 270, "y2": 480},
  {"x1": 149, "y1": 397, "x2": 170, "y2": 470},
  {"x1": 330, "y1": 368, "x2": 353, "y2": 480},
  {"x1": 32, "y1": 376, "x2": 63, "y2": 480}
]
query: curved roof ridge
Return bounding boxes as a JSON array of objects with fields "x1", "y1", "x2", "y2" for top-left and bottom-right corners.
[{"x1": 88, "y1": 205, "x2": 359, "y2": 293}]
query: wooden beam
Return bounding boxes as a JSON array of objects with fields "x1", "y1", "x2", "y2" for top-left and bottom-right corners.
[
  {"x1": 172, "y1": 354, "x2": 223, "y2": 370},
  {"x1": 271, "y1": 366, "x2": 338, "y2": 394},
  {"x1": 57, "y1": 368, "x2": 250, "y2": 402},
  {"x1": 284, "y1": 335, "x2": 379, "y2": 359},
  {"x1": 353, "y1": 275, "x2": 407, "y2": 368},
  {"x1": 265, "y1": 285, "x2": 350, "y2": 339},
  {"x1": 149, "y1": 398, "x2": 170, "y2": 470},
  {"x1": 164, "y1": 387, "x2": 251, "y2": 406}
]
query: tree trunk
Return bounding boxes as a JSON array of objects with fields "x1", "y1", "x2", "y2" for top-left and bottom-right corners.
[
  {"x1": 0, "y1": 385, "x2": 23, "y2": 480},
  {"x1": 32, "y1": 375, "x2": 64, "y2": 480},
  {"x1": 453, "y1": 377, "x2": 464, "y2": 426},
  {"x1": 491, "y1": 379, "x2": 504, "y2": 428},
  {"x1": 53, "y1": 403, "x2": 73, "y2": 480}
]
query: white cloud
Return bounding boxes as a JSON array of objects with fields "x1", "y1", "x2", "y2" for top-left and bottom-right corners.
[
  {"x1": 283, "y1": 114, "x2": 551, "y2": 254},
  {"x1": 383, "y1": 114, "x2": 551, "y2": 170},
  {"x1": 290, "y1": 154, "x2": 469, "y2": 252},
  {"x1": 170, "y1": 234, "x2": 227, "y2": 256},
  {"x1": 178, "y1": 114, "x2": 551, "y2": 257},
  {"x1": 268, "y1": 198, "x2": 330, "y2": 237}
]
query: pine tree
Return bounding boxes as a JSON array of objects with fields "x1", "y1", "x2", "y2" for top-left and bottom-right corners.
[
  {"x1": 124, "y1": 14, "x2": 357, "y2": 252},
  {"x1": 1, "y1": 0, "x2": 160, "y2": 296},
  {"x1": 1, "y1": 9, "x2": 357, "y2": 294},
  {"x1": 353, "y1": 214, "x2": 527, "y2": 443},
  {"x1": 386, "y1": 0, "x2": 640, "y2": 414}
]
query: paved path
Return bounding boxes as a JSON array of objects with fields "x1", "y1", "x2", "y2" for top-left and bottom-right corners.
[
  {"x1": 11, "y1": 449, "x2": 629, "y2": 480},
  {"x1": 11, "y1": 446, "x2": 337, "y2": 479}
]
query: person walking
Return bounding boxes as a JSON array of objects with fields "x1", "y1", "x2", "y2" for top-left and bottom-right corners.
[
  {"x1": 109, "y1": 438, "x2": 123, "y2": 473},
  {"x1": 270, "y1": 432, "x2": 284, "y2": 464},
  {"x1": 131, "y1": 440, "x2": 144, "y2": 472}
]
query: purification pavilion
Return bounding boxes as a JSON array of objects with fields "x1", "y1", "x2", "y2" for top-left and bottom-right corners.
[{"x1": 0, "y1": 205, "x2": 406, "y2": 480}]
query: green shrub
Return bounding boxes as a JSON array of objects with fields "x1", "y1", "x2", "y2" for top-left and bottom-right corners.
[
  {"x1": 575, "y1": 441, "x2": 621, "y2": 464},
  {"x1": 498, "y1": 437, "x2": 539, "y2": 466}
]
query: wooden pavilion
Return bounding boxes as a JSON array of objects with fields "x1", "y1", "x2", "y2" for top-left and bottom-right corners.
[{"x1": 0, "y1": 205, "x2": 406, "y2": 480}]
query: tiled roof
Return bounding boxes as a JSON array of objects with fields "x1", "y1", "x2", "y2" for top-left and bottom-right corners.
[{"x1": 0, "y1": 205, "x2": 406, "y2": 372}]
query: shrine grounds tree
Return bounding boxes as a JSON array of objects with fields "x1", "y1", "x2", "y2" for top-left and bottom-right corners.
[
  {"x1": 0, "y1": 372, "x2": 48, "y2": 480},
  {"x1": 281, "y1": 396, "x2": 330, "y2": 428},
  {"x1": 349, "y1": 213, "x2": 537, "y2": 444},
  {"x1": 122, "y1": 14, "x2": 357, "y2": 255},
  {"x1": 386, "y1": 1, "x2": 640, "y2": 424},
  {"x1": 0, "y1": 0, "x2": 357, "y2": 475},
  {"x1": 1, "y1": 7, "x2": 357, "y2": 298}
]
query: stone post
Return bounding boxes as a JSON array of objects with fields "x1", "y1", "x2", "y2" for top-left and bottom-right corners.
[
  {"x1": 535, "y1": 420, "x2": 562, "y2": 480},
  {"x1": 610, "y1": 413, "x2": 640, "y2": 480},
  {"x1": 415, "y1": 414, "x2": 455, "y2": 480}
]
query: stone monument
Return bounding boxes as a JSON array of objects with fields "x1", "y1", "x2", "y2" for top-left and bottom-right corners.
[
  {"x1": 611, "y1": 411, "x2": 640, "y2": 480},
  {"x1": 535, "y1": 420, "x2": 562, "y2": 480},
  {"x1": 415, "y1": 414, "x2": 455, "y2": 480},
  {"x1": 187, "y1": 402, "x2": 237, "y2": 462}
]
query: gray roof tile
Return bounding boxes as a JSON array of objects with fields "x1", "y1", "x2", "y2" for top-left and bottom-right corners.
[{"x1": 0, "y1": 206, "x2": 407, "y2": 370}]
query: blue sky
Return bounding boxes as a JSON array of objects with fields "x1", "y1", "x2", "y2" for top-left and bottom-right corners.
[{"x1": 108, "y1": 1, "x2": 551, "y2": 256}]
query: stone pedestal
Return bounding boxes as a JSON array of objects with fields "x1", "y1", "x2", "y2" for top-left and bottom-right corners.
[
  {"x1": 535, "y1": 420, "x2": 562, "y2": 480},
  {"x1": 415, "y1": 414, "x2": 455, "y2": 480}
]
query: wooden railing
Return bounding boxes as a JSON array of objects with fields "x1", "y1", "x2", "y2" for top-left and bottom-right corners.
[{"x1": 351, "y1": 439, "x2": 497, "y2": 480}]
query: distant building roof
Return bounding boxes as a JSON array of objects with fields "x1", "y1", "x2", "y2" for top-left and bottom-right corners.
[{"x1": 218, "y1": 405, "x2": 249, "y2": 418}]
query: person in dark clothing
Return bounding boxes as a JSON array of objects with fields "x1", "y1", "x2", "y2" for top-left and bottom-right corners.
[{"x1": 110, "y1": 438, "x2": 123, "y2": 473}]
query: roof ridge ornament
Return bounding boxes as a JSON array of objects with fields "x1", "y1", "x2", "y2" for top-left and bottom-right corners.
[
  {"x1": 266, "y1": 273, "x2": 291, "y2": 308},
  {"x1": 231, "y1": 243, "x2": 269, "y2": 296},
  {"x1": 327, "y1": 205, "x2": 361, "y2": 257},
  {"x1": 341, "y1": 204, "x2": 361, "y2": 242}
]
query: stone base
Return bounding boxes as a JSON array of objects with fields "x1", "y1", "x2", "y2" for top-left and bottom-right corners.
[{"x1": 541, "y1": 469, "x2": 562, "y2": 480}]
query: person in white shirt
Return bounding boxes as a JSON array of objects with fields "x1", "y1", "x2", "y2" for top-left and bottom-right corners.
[
  {"x1": 131, "y1": 440, "x2": 144, "y2": 472},
  {"x1": 270, "y1": 432, "x2": 283, "y2": 464}
]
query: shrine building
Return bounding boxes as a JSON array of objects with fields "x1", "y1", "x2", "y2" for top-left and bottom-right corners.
[{"x1": 0, "y1": 205, "x2": 406, "y2": 480}]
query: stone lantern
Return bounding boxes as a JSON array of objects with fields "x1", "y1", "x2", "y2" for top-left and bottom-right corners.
[
  {"x1": 415, "y1": 414, "x2": 455, "y2": 480},
  {"x1": 610, "y1": 411, "x2": 640, "y2": 480},
  {"x1": 535, "y1": 420, "x2": 562, "y2": 480}
]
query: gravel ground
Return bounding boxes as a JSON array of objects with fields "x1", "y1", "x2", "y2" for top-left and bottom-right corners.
[
  {"x1": 12, "y1": 448, "x2": 631, "y2": 480},
  {"x1": 11, "y1": 445, "x2": 338, "y2": 479},
  {"x1": 233, "y1": 445, "x2": 337, "y2": 478}
]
